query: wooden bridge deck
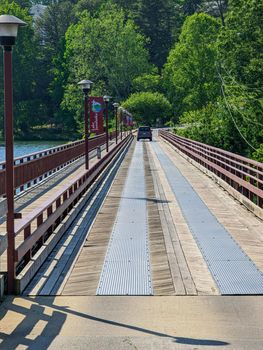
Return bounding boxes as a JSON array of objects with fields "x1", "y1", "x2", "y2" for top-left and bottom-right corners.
[
  {"x1": 19, "y1": 134, "x2": 263, "y2": 296},
  {"x1": 159, "y1": 139, "x2": 263, "y2": 276},
  {"x1": 0, "y1": 142, "x2": 115, "y2": 273},
  {"x1": 1, "y1": 134, "x2": 263, "y2": 350}
]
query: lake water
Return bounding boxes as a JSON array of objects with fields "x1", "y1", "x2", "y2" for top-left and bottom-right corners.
[{"x1": 0, "y1": 140, "x2": 67, "y2": 162}]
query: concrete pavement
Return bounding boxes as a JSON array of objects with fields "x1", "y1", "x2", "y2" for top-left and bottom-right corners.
[{"x1": 0, "y1": 296, "x2": 263, "y2": 349}]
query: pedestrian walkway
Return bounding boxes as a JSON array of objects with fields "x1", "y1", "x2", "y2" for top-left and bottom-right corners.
[
  {"x1": 15, "y1": 135, "x2": 263, "y2": 297},
  {"x1": 0, "y1": 142, "x2": 113, "y2": 272},
  {"x1": 151, "y1": 141, "x2": 263, "y2": 295},
  {"x1": 1, "y1": 134, "x2": 263, "y2": 349},
  {"x1": 23, "y1": 141, "x2": 130, "y2": 295},
  {"x1": 97, "y1": 142, "x2": 152, "y2": 295}
]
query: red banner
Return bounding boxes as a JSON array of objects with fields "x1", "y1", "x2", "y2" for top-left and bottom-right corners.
[
  {"x1": 123, "y1": 114, "x2": 127, "y2": 127},
  {"x1": 127, "y1": 115, "x2": 133, "y2": 126},
  {"x1": 89, "y1": 96, "x2": 104, "y2": 134}
]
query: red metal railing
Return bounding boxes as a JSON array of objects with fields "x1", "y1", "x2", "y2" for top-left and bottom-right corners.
[
  {"x1": 0, "y1": 133, "x2": 118, "y2": 196},
  {"x1": 160, "y1": 130, "x2": 263, "y2": 209},
  {"x1": 14, "y1": 133, "x2": 132, "y2": 274}
]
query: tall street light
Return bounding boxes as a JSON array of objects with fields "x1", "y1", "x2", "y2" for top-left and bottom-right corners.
[
  {"x1": 78, "y1": 79, "x2": 93, "y2": 170},
  {"x1": 0, "y1": 15, "x2": 26, "y2": 294},
  {"x1": 119, "y1": 107, "x2": 123, "y2": 140},
  {"x1": 113, "y1": 102, "x2": 119, "y2": 144},
  {"x1": 103, "y1": 95, "x2": 111, "y2": 152},
  {"x1": 123, "y1": 109, "x2": 127, "y2": 137}
]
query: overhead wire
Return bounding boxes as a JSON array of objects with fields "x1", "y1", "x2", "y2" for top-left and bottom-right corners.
[
  {"x1": 217, "y1": 68, "x2": 258, "y2": 151},
  {"x1": 221, "y1": 65, "x2": 263, "y2": 102},
  {"x1": 219, "y1": 70, "x2": 263, "y2": 127}
]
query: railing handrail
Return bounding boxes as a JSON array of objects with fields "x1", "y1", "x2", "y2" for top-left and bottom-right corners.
[
  {"x1": 169, "y1": 134, "x2": 263, "y2": 178},
  {"x1": 14, "y1": 133, "x2": 132, "y2": 267},
  {"x1": 162, "y1": 133, "x2": 263, "y2": 194},
  {"x1": 0, "y1": 133, "x2": 105, "y2": 168},
  {"x1": 160, "y1": 130, "x2": 263, "y2": 213},
  {"x1": 171, "y1": 132, "x2": 263, "y2": 169},
  {"x1": 0, "y1": 133, "x2": 115, "y2": 196}
]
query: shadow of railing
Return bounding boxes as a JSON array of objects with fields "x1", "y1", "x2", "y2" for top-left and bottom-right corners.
[
  {"x1": 0, "y1": 298, "x2": 66, "y2": 350},
  {"x1": 0, "y1": 296, "x2": 229, "y2": 349}
]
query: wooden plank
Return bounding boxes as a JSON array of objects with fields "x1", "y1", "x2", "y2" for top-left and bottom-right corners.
[
  {"x1": 147, "y1": 144, "x2": 191, "y2": 295},
  {"x1": 160, "y1": 138, "x2": 263, "y2": 276},
  {"x1": 62, "y1": 142, "x2": 136, "y2": 295},
  {"x1": 143, "y1": 143, "x2": 175, "y2": 296},
  {"x1": 0, "y1": 140, "x2": 125, "y2": 273},
  {"x1": 22, "y1": 138, "x2": 133, "y2": 295},
  {"x1": 148, "y1": 140, "x2": 219, "y2": 296}
]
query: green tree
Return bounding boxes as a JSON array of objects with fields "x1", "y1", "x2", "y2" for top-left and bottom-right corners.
[
  {"x1": 163, "y1": 13, "x2": 220, "y2": 117},
  {"x1": 34, "y1": 0, "x2": 76, "y2": 133},
  {"x1": 253, "y1": 144, "x2": 263, "y2": 163},
  {"x1": 113, "y1": 0, "x2": 177, "y2": 69},
  {"x1": 62, "y1": 3, "x2": 152, "y2": 130},
  {"x1": 0, "y1": 0, "x2": 44, "y2": 137},
  {"x1": 215, "y1": 0, "x2": 263, "y2": 156},
  {"x1": 73, "y1": 0, "x2": 105, "y2": 15},
  {"x1": 122, "y1": 92, "x2": 171, "y2": 126},
  {"x1": 132, "y1": 71, "x2": 161, "y2": 93},
  {"x1": 177, "y1": 99, "x2": 249, "y2": 154},
  {"x1": 218, "y1": 0, "x2": 263, "y2": 89}
]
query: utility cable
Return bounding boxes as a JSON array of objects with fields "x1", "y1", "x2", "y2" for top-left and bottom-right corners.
[
  {"x1": 218, "y1": 68, "x2": 263, "y2": 127},
  {"x1": 219, "y1": 78, "x2": 258, "y2": 151}
]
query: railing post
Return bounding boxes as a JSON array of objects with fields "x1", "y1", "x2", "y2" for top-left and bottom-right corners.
[
  {"x1": 4, "y1": 46, "x2": 16, "y2": 294},
  {"x1": 84, "y1": 94, "x2": 89, "y2": 170},
  {"x1": 97, "y1": 146, "x2": 101, "y2": 159}
]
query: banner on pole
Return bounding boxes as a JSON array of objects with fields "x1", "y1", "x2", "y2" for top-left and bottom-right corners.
[
  {"x1": 123, "y1": 114, "x2": 127, "y2": 126},
  {"x1": 89, "y1": 96, "x2": 104, "y2": 134},
  {"x1": 117, "y1": 109, "x2": 121, "y2": 123},
  {"x1": 127, "y1": 115, "x2": 133, "y2": 126}
]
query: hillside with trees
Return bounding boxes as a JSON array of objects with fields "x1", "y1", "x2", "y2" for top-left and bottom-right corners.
[{"x1": 0, "y1": 0, "x2": 262, "y2": 160}]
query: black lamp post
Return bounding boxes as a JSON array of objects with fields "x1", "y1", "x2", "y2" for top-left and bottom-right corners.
[
  {"x1": 0, "y1": 14, "x2": 26, "y2": 294},
  {"x1": 103, "y1": 95, "x2": 111, "y2": 152},
  {"x1": 78, "y1": 79, "x2": 93, "y2": 170},
  {"x1": 113, "y1": 102, "x2": 119, "y2": 144}
]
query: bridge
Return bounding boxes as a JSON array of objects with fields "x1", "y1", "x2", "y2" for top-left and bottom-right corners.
[{"x1": 0, "y1": 130, "x2": 263, "y2": 349}]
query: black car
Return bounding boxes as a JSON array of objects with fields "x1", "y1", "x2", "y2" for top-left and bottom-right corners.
[{"x1": 137, "y1": 126, "x2": 152, "y2": 141}]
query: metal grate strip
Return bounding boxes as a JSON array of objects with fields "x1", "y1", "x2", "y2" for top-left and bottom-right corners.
[
  {"x1": 152, "y1": 142, "x2": 263, "y2": 295},
  {"x1": 97, "y1": 142, "x2": 152, "y2": 295}
]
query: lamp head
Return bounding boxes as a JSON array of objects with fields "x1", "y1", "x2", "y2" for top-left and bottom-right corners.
[
  {"x1": 0, "y1": 15, "x2": 26, "y2": 47},
  {"x1": 78, "y1": 79, "x2": 93, "y2": 95},
  {"x1": 113, "y1": 102, "x2": 119, "y2": 109},
  {"x1": 103, "y1": 95, "x2": 111, "y2": 103}
]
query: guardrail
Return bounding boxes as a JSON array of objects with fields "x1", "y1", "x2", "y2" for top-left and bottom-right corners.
[
  {"x1": 160, "y1": 130, "x2": 263, "y2": 211},
  {"x1": 13, "y1": 133, "x2": 132, "y2": 281},
  {"x1": 0, "y1": 132, "x2": 117, "y2": 196}
]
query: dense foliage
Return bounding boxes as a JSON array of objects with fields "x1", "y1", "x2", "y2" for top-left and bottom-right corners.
[
  {"x1": 174, "y1": 0, "x2": 263, "y2": 160},
  {"x1": 163, "y1": 13, "x2": 220, "y2": 116},
  {"x1": 122, "y1": 92, "x2": 171, "y2": 126},
  {"x1": 0, "y1": 0, "x2": 262, "y2": 161}
]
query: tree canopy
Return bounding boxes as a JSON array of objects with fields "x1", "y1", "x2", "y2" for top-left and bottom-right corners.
[
  {"x1": 163, "y1": 13, "x2": 220, "y2": 117},
  {"x1": 174, "y1": 0, "x2": 263, "y2": 160},
  {"x1": 0, "y1": 0, "x2": 44, "y2": 136},
  {"x1": 122, "y1": 92, "x2": 171, "y2": 126},
  {"x1": 0, "y1": 0, "x2": 261, "y2": 160},
  {"x1": 62, "y1": 3, "x2": 152, "y2": 130}
]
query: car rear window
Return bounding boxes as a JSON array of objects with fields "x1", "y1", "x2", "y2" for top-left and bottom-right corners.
[{"x1": 139, "y1": 127, "x2": 150, "y2": 131}]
